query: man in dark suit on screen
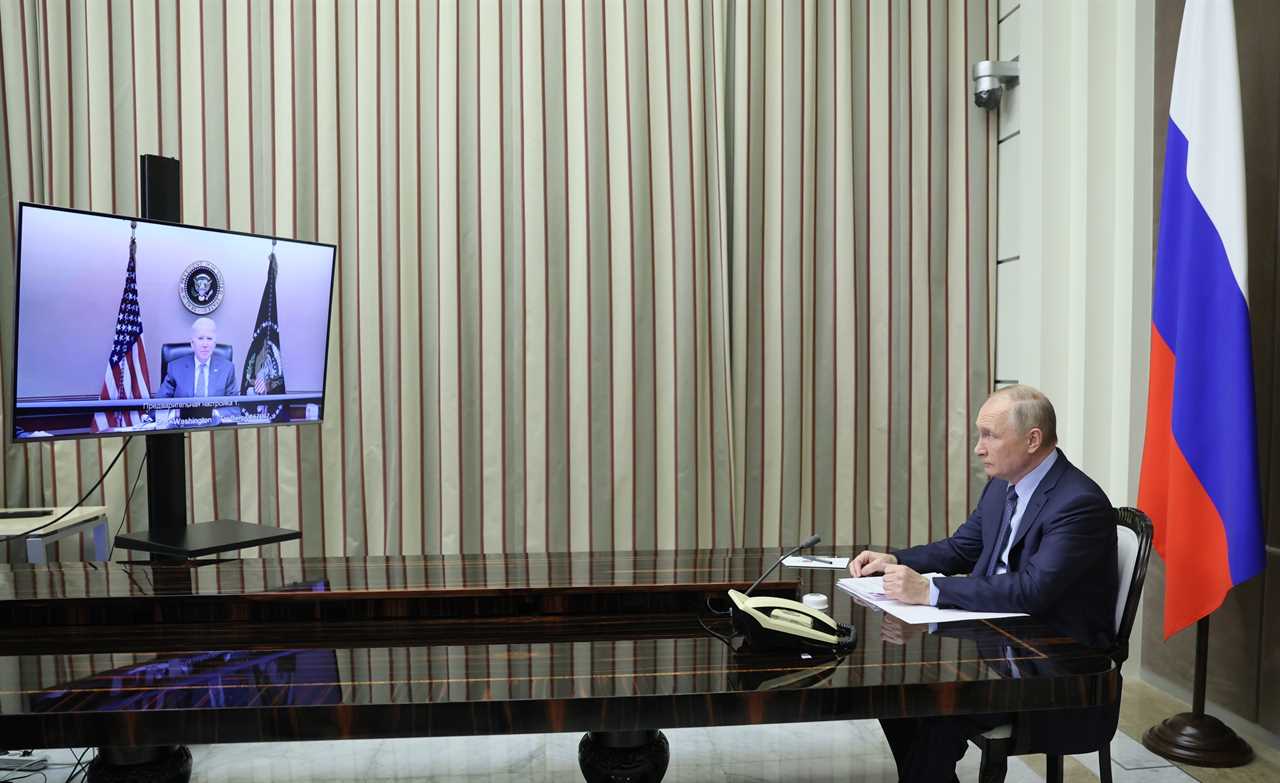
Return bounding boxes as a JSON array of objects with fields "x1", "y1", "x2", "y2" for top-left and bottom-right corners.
[
  {"x1": 849, "y1": 384, "x2": 1118, "y2": 783},
  {"x1": 155, "y1": 317, "x2": 239, "y2": 420}
]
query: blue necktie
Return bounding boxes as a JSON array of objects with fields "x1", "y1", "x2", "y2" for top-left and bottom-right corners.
[
  {"x1": 197, "y1": 363, "x2": 208, "y2": 397},
  {"x1": 987, "y1": 486, "x2": 1019, "y2": 576}
]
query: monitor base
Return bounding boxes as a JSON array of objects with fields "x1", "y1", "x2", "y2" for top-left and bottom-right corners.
[
  {"x1": 88, "y1": 745, "x2": 191, "y2": 783},
  {"x1": 114, "y1": 519, "x2": 300, "y2": 560}
]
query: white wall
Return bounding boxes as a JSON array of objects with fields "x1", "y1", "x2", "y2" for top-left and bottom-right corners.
[
  {"x1": 995, "y1": 0, "x2": 1156, "y2": 675},
  {"x1": 14, "y1": 206, "x2": 336, "y2": 397}
]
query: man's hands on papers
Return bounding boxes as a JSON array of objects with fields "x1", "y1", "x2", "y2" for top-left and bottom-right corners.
[
  {"x1": 882, "y1": 565, "x2": 931, "y2": 604},
  {"x1": 848, "y1": 552, "x2": 929, "y2": 603},
  {"x1": 837, "y1": 575, "x2": 1029, "y2": 625},
  {"x1": 841, "y1": 574, "x2": 931, "y2": 605},
  {"x1": 848, "y1": 550, "x2": 898, "y2": 576}
]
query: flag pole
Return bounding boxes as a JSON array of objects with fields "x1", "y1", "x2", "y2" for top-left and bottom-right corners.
[
  {"x1": 1192, "y1": 617, "x2": 1208, "y2": 717},
  {"x1": 1142, "y1": 616, "x2": 1253, "y2": 766}
]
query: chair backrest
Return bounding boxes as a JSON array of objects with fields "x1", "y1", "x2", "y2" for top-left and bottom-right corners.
[
  {"x1": 160, "y1": 342, "x2": 234, "y2": 382},
  {"x1": 1112, "y1": 507, "x2": 1154, "y2": 663}
]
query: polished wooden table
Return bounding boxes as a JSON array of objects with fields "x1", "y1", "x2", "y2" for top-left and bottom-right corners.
[{"x1": 0, "y1": 549, "x2": 1119, "y2": 782}]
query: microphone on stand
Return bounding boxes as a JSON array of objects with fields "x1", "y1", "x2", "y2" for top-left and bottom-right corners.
[{"x1": 744, "y1": 534, "x2": 822, "y2": 596}]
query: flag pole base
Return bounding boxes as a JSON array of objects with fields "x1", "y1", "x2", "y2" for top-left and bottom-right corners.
[{"x1": 1142, "y1": 713, "x2": 1253, "y2": 767}]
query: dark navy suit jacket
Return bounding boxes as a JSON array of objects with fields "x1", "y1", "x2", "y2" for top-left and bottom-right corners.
[
  {"x1": 892, "y1": 450, "x2": 1120, "y2": 753},
  {"x1": 156, "y1": 354, "x2": 238, "y2": 399},
  {"x1": 893, "y1": 449, "x2": 1117, "y2": 650},
  {"x1": 155, "y1": 354, "x2": 241, "y2": 419}
]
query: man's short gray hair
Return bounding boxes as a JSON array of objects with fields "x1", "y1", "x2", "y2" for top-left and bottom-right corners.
[{"x1": 990, "y1": 384, "x2": 1057, "y2": 446}]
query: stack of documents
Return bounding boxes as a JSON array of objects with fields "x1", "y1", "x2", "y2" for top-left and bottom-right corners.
[{"x1": 837, "y1": 575, "x2": 1029, "y2": 624}]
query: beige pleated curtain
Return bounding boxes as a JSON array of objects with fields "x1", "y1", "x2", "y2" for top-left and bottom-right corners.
[{"x1": 0, "y1": 0, "x2": 994, "y2": 560}]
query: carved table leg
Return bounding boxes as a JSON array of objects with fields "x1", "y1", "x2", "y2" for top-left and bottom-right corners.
[
  {"x1": 87, "y1": 745, "x2": 192, "y2": 783},
  {"x1": 577, "y1": 729, "x2": 670, "y2": 783}
]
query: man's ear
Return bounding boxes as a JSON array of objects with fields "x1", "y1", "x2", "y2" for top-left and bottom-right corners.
[{"x1": 1026, "y1": 427, "x2": 1043, "y2": 453}]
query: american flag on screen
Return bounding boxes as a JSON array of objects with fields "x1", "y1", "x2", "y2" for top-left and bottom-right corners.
[{"x1": 92, "y1": 224, "x2": 152, "y2": 432}]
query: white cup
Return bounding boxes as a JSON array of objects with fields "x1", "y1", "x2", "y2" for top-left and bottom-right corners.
[{"x1": 802, "y1": 592, "x2": 829, "y2": 611}]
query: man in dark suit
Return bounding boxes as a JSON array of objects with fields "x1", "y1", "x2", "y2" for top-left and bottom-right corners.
[
  {"x1": 850, "y1": 384, "x2": 1118, "y2": 782},
  {"x1": 155, "y1": 317, "x2": 239, "y2": 419}
]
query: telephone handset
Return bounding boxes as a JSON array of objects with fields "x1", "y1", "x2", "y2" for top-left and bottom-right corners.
[
  {"x1": 727, "y1": 589, "x2": 856, "y2": 654},
  {"x1": 727, "y1": 535, "x2": 857, "y2": 656}
]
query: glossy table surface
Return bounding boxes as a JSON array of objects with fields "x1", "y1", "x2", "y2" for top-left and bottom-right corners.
[
  {"x1": 0, "y1": 549, "x2": 807, "y2": 598},
  {"x1": 0, "y1": 549, "x2": 1119, "y2": 748}
]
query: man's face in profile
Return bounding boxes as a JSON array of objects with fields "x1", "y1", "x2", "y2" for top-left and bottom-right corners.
[
  {"x1": 973, "y1": 398, "x2": 1036, "y2": 483},
  {"x1": 191, "y1": 320, "x2": 216, "y2": 363}
]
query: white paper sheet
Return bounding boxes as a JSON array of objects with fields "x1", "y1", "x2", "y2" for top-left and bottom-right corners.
[
  {"x1": 782, "y1": 555, "x2": 850, "y2": 570},
  {"x1": 836, "y1": 576, "x2": 1029, "y2": 624}
]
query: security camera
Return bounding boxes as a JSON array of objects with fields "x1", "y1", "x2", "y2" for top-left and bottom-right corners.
[
  {"x1": 972, "y1": 60, "x2": 1019, "y2": 111},
  {"x1": 974, "y1": 86, "x2": 1003, "y2": 111}
]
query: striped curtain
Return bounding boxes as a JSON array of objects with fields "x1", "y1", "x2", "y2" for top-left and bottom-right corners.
[
  {"x1": 728, "y1": 0, "x2": 995, "y2": 554},
  {"x1": 0, "y1": 0, "x2": 992, "y2": 560}
]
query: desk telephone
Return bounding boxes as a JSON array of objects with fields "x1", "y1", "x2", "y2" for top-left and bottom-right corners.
[{"x1": 728, "y1": 535, "x2": 857, "y2": 656}]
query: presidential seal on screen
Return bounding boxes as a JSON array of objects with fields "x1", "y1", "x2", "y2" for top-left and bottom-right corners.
[{"x1": 179, "y1": 261, "x2": 225, "y2": 314}]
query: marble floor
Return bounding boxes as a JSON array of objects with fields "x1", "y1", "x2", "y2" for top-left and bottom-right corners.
[{"x1": 12, "y1": 680, "x2": 1279, "y2": 782}]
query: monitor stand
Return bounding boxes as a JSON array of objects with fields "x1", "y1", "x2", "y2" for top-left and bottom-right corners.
[
  {"x1": 110, "y1": 154, "x2": 300, "y2": 562},
  {"x1": 112, "y1": 433, "x2": 300, "y2": 561},
  {"x1": 113, "y1": 519, "x2": 301, "y2": 560}
]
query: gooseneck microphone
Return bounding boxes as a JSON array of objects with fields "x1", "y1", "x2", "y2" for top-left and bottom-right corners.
[{"x1": 744, "y1": 534, "x2": 821, "y2": 596}]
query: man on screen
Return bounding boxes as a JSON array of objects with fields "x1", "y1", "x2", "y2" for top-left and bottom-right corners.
[
  {"x1": 155, "y1": 317, "x2": 239, "y2": 419},
  {"x1": 849, "y1": 384, "x2": 1118, "y2": 782}
]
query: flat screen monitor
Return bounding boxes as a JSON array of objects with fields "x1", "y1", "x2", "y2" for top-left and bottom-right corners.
[{"x1": 9, "y1": 203, "x2": 337, "y2": 441}]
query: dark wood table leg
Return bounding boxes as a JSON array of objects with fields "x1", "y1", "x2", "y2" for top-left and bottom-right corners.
[
  {"x1": 87, "y1": 746, "x2": 192, "y2": 783},
  {"x1": 577, "y1": 730, "x2": 670, "y2": 783}
]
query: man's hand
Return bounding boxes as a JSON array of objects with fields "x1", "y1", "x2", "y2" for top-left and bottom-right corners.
[
  {"x1": 849, "y1": 550, "x2": 898, "y2": 577},
  {"x1": 882, "y1": 564, "x2": 931, "y2": 605}
]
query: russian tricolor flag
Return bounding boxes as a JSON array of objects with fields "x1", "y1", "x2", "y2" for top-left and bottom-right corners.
[{"x1": 1139, "y1": 0, "x2": 1265, "y2": 639}]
